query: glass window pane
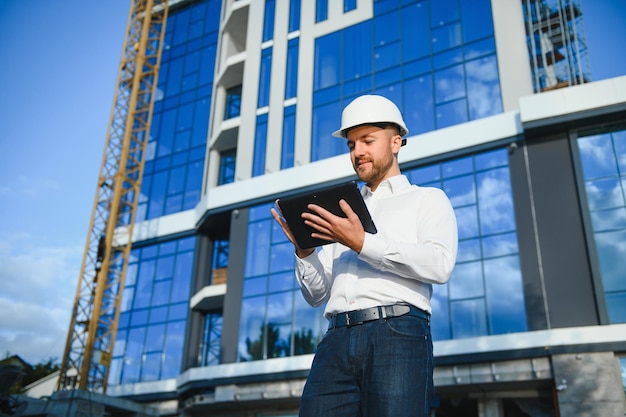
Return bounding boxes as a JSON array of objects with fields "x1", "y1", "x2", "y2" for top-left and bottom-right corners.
[
  {"x1": 344, "y1": 23, "x2": 372, "y2": 80},
  {"x1": 404, "y1": 75, "x2": 435, "y2": 135},
  {"x1": 156, "y1": 256, "x2": 175, "y2": 281},
  {"x1": 258, "y1": 49, "x2": 272, "y2": 108},
  {"x1": 457, "y1": 238, "x2": 481, "y2": 262},
  {"x1": 171, "y1": 251, "x2": 193, "y2": 303},
  {"x1": 432, "y1": 23, "x2": 462, "y2": 53},
  {"x1": 312, "y1": 100, "x2": 344, "y2": 161},
  {"x1": 141, "y1": 352, "x2": 162, "y2": 382},
  {"x1": 314, "y1": 33, "x2": 341, "y2": 90},
  {"x1": 149, "y1": 305, "x2": 168, "y2": 324},
  {"x1": 374, "y1": 11, "x2": 400, "y2": 46},
  {"x1": 282, "y1": 105, "x2": 296, "y2": 169},
  {"x1": 431, "y1": 0, "x2": 459, "y2": 26},
  {"x1": 435, "y1": 64, "x2": 465, "y2": 103},
  {"x1": 239, "y1": 296, "x2": 267, "y2": 361},
  {"x1": 484, "y1": 256, "x2": 527, "y2": 334},
  {"x1": 595, "y1": 230, "x2": 626, "y2": 292},
  {"x1": 590, "y1": 207, "x2": 626, "y2": 232},
  {"x1": 578, "y1": 134, "x2": 618, "y2": 179},
  {"x1": 455, "y1": 205, "x2": 479, "y2": 239},
  {"x1": 606, "y1": 292, "x2": 626, "y2": 323},
  {"x1": 183, "y1": 161, "x2": 203, "y2": 210},
  {"x1": 162, "y1": 321, "x2": 185, "y2": 378},
  {"x1": 449, "y1": 261, "x2": 484, "y2": 300},
  {"x1": 270, "y1": 242, "x2": 296, "y2": 273},
  {"x1": 316, "y1": 0, "x2": 328, "y2": 22},
  {"x1": 134, "y1": 260, "x2": 156, "y2": 309},
  {"x1": 267, "y1": 292, "x2": 294, "y2": 325},
  {"x1": 585, "y1": 178, "x2": 623, "y2": 211},
  {"x1": 293, "y1": 297, "x2": 324, "y2": 355},
  {"x1": 482, "y1": 232, "x2": 519, "y2": 258},
  {"x1": 460, "y1": 0, "x2": 493, "y2": 42},
  {"x1": 253, "y1": 114, "x2": 268, "y2": 177},
  {"x1": 285, "y1": 40, "x2": 299, "y2": 99},
  {"x1": 477, "y1": 168, "x2": 515, "y2": 235},
  {"x1": 475, "y1": 148, "x2": 508, "y2": 170},
  {"x1": 451, "y1": 299, "x2": 488, "y2": 338},
  {"x1": 430, "y1": 284, "x2": 451, "y2": 340},
  {"x1": 401, "y1": 3, "x2": 430, "y2": 61},
  {"x1": 262, "y1": 0, "x2": 275, "y2": 41},
  {"x1": 269, "y1": 271, "x2": 296, "y2": 293},
  {"x1": 145, "y1": 324, "x2": 166, "y2": 352},
  {"x1": 466, "y1": 55, "x2": 502, "y2": 119},
  {"x1": 289, "y1": 0, "x2": 301, "y2": 32},
  {"x1": 436, "y1": 99, "x2": 468, "y2": 129},
  {"x1": 244, "y1": 276, "x2": 268, "y2": 297},
  {"x1": 444, "y1": 175, "x2": 476, "y2": 207},
  {"x1": 374, "y1": 42, "x2": 402, "y2": 72},
  {"x1": 152, "y1": 280, "x2": 172, "y2": 306},
  {"x1": 245, "y1": 220, "x2": 271, "y2": 277}
]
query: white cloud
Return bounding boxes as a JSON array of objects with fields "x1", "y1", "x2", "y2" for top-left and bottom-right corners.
[{"x1": 0, "y1": 234, "x2": 82, "y2": 364}]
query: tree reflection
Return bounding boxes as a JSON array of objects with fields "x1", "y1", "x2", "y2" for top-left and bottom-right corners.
[{"x1": 242, "y1": 323, "x2": 317, "y2": 361}]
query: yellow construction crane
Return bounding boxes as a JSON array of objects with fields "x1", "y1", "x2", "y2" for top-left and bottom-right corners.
[{"x1": 57, "y1": 0, "x2": 169, "y2": 393}]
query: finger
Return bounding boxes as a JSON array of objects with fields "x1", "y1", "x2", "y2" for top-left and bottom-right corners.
[
  {"x1": 270, "y1": 207, "x2": 284, "y2": 223},
  {"x1": 306, "y1": 203, "x2": 334, "y2": 220},
  {"x1": 338, "y1": 199, "x2": 356, "y2": 216}
]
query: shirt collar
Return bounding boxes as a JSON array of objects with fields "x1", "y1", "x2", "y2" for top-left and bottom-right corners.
[{"x1": 361, "y1": 175, "x2": 410, "y2": 197}]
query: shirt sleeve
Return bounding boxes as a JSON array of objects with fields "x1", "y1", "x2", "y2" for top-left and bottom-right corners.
[
  {"x1": 294, "y1": 248, "x2": 333, "y2": 307},
  {"x1": 358, "y1": 187, "x2": 458, "y2": 284}
]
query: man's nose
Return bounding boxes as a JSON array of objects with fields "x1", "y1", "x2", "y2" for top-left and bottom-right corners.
[{"x1": 353, "y1": 141, "x2": 366, "y2": 155}]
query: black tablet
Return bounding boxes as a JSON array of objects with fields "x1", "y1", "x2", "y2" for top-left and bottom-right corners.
[{"x1": 277, "y1": 181, "x2": 377, "y2": 249}]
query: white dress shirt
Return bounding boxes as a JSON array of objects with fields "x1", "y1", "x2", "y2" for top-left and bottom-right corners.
[{"x1": 295, "y1": 175, "x2": 458, "y2": 318}]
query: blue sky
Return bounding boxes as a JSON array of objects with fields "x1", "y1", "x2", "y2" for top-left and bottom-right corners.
[{"x1": 0, "y1": 1, "x2": 625, "y2": 365}]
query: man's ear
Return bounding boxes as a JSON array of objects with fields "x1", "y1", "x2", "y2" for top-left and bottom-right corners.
[{"x1": 391, "y1": 134, "x2": 403, "y2": 153}]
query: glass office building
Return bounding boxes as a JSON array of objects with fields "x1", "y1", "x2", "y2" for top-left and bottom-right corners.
[{"x1": 102, "y1": 0, "x2": 626, "y2": 416}]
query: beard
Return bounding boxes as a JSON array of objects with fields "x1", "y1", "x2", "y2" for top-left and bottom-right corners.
[{"x1": 353, "y1": 151, "x2": 394, "y2": 187}]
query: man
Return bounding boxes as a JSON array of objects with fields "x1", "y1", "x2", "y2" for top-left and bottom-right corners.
[{"x1": 271, "y1": 95, "x2": 458, "y2": 416}]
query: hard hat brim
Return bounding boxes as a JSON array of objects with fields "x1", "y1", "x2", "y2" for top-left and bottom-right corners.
[{"x1": 331, "y1": 123, "x2": 408, "y2": 139}]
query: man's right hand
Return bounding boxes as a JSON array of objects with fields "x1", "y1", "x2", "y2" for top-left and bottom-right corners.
[{"x1": 271, "y1": 201, "x2": 315, "y2": 259}]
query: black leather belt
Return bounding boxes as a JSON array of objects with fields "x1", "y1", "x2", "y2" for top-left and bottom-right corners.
[{"x1": 328, "y1": 304, "x2": 430, "y2": 330}]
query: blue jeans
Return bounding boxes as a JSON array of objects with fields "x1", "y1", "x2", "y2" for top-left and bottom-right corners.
[{"x1": 299, "y1": 314, "x2": 433, "y2": 417}]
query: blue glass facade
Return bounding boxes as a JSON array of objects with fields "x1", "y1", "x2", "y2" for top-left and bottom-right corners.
[
  {"x1": 236, "y1": 147, "x2": 527, "y2": 357},
  {"x1": 258, "y1": 48, "x2": 273, "y2": 108},
  {"x1": 311, "y1": 0, "x2": 501, "y2": 161},
  {"x1": 577, "y1": 127, "x2": 626, "y2": 323},
  {"x1": 281, "y1": 105, "x2": 296, "y2": 169},
  {"x1": 137, "y1": 0, "x2": 221, "y2": 222},
  {"x1": 253, "y1": 113, "x2": 269, "y2": 177},
  {"x1": 407, "y1": 149, "x2": 527, "y2": 339},
  {"x1": 109, "y1": 236, "x2": 195, "y2": 384},
  {"x1": 238, "y1": 205, "x2": 325, "y2": 361}
]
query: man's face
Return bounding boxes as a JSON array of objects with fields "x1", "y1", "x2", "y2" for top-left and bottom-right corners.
[{"x1": 346, "y1": 125, "x2": 400, "y2": 190}]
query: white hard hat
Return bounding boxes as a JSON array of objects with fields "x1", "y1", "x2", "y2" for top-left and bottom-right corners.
[{"x1": 332, "y1": 94, "x2": 409, "y2": 139}]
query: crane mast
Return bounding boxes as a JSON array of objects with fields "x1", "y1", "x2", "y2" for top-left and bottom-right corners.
[{"x1": 57, "y1": 0, "x2": 169, "y2": 393}]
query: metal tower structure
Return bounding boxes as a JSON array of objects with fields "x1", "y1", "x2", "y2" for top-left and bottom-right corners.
[
  {"x1": 522, "y1": 0, "x2": 591, "y2": 92},
  {"x1": 57, "y1": 0, "x2": 169, "y2": 393}
]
